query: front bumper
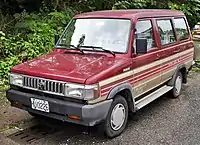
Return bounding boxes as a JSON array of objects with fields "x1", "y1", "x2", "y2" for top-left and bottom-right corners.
[{"x1": 6, "y1": 89, "x2": 112, "y2": 126}]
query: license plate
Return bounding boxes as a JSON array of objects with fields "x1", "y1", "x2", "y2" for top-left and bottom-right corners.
[{"x1": 31, "y1": 98, "x2": 49, "y2": 113}]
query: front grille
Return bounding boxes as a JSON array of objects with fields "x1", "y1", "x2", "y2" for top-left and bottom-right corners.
[{"x1": 23, "y1": 76, "x2": 65, "y2": 95}]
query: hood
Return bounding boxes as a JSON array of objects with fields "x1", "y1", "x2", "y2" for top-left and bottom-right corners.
[{"x1": 11, "y1": 50, "x2": 130, "y2": 84}]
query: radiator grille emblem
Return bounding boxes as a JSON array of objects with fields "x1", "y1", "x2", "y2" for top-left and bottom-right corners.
[
  {"x1": 38, "y1": 80, "x2": 45, "y2": 90},
  {"x1": 23, "y1": 76, "x2": 65, "y2": 94}
]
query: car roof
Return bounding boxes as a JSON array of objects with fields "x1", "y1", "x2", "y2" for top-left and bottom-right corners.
[{"x1": 74, "y1": 9, "x2": 184, "y2": 19}]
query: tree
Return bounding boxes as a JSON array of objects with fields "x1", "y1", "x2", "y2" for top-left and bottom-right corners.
[{"x1": 113, "y1": 0, "x2": 200, "y2": 28}]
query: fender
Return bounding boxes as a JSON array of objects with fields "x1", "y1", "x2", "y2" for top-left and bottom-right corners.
[
  {"x1": 168, "y1": 63, "x2": 187, "y2": 86},
  {"x1": 107, "y1": 82, "x2": 135, "y2": 112}
]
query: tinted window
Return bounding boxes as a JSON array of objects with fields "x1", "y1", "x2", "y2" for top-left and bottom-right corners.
[
  {"x1": 157, "y1": 19, "x2": 176, "y2": 45},
  {"x1": 134, "y1": 20, "x2": 155, "y2": 50},
  {"x1": 174, "y1": 18, "x2": 189, "y2": 41}
]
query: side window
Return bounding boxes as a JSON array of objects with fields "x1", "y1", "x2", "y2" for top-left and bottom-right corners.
[
  {"x1": 134, "y1": 20, "x2": 155, "y2": 51},
  {"x1": 174, "y1": 18, "x2": 189, "y2": 41},
  {"x1": 157, "y1": 19, "x2": 176, "y2": 45}
]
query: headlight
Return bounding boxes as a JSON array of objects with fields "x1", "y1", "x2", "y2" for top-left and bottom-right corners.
[
  {"x1": 9, "y1": 73, "x2": 23, "y2": 86},
  {"x1": 64, "y1": 83, "x2": 99, "y2": 100}
]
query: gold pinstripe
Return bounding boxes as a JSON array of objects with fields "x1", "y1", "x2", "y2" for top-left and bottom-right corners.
[
  {"x1": 133, "y1": 48, "x2": 193, "y2": 74},
  {"x1": 99, "y1": 70, "x2": 134, "y2": 87},
  {"x1": 99, "y1": 48, "x2": 194, "y2": 88},
  {"x1": 88, "y1": 48, "x2": 194, "y2": 104},
  {"x1": 134, "y1": 59, "x2": 193, "y2": 98}
]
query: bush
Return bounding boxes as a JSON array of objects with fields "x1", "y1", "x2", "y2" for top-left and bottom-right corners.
[
  {"x1": 113, "y1": 0, "x2": 200, "y2": 28},
  {"x1": 1, "y1": 0, "x2": 200, "y2": 86},
  {"x1": 0, "y1": 9, "x2": 76, "y2": 84}
]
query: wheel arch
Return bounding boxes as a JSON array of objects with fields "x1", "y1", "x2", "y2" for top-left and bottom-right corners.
[
  {"x1": 107, "y1": 82, "x2": 135, "y2": 112},
  {"x1": 168, "y1": 64, "x2": 187, "y2": 86}
]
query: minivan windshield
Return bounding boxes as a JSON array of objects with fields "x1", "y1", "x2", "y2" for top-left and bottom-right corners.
[{"x1": 57, "y1": 18, "x2": 131, "y2": 53}]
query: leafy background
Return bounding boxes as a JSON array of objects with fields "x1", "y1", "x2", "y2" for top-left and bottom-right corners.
[{"x1": 0, "y1": 0, "x2": 200, "y2": 87}]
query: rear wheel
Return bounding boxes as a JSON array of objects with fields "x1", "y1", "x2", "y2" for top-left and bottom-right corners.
[
  {"x1": 103, "y1": 95, "x2": 128, "y2": 138},
  {"x1": 169, "y1": 71, "x2": 183, "y2": 98}
]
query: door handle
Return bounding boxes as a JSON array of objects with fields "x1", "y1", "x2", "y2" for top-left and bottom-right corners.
[
  {"x1": 156, "y1": 54, "x2": 161, "y2": 60},
  {"x1": 174, "y1": 49, "x2": 181, "y2": 53}
]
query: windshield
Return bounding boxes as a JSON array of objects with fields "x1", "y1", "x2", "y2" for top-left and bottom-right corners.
[{"x1": 57, "y1": 18, "x2": 131, "y2": 53}]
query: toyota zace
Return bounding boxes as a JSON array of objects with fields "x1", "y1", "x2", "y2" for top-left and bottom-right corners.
[{"x1": 7, "y1": 9, "x2": 194, "y2": 138}]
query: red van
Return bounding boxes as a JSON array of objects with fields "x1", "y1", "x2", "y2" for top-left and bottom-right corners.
[{"x1": 7, "y1": 9, "x2": 194, "y2": 137}]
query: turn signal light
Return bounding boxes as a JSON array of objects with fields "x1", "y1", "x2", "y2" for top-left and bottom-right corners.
[{"x1": 67, "y1": 114, "x2": 81, "y2": 120}]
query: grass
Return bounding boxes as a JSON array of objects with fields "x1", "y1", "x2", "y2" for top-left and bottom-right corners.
[
  {"x1": 192, "y1": 60, "x2": 200, "y2": 72},
  {"x1": 192, "y1": 67, "x2": 200, "y2": 71}
]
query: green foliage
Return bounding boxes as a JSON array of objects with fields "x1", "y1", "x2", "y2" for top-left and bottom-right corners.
[
  {"x1": 113, "y1": 0, "x2": 148, "y2": 9},
  {"x1": 0, "y1": 10, "x2": 76, "y2": 84},
  {"x1": 1, "y1": 0, "x2": 200, "y2": 86},
  {"x1": 192, "y1": 60, "x2": 200, "y2": 71},
  {"x1": 113, "y1": 0, "x2": 200, "y2": 28},
  {"x1": 2, "y1": 0, "x2": 200, "y2": 28},
  {"x1": 0, "y1": 56, "x2": 19, "y2": 83},
  {"x1": 169, "y1": 0, "x2": 200, "y2": 28}
]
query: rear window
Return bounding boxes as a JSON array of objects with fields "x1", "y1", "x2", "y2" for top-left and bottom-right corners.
[
  {"x1": 174, "y1": 18, "x2": 189, "y2": 41},
  {"x1": 157, "y1": 19, "x2": 176, "y2": 45}
]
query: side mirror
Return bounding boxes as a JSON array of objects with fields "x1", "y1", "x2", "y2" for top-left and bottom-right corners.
[
  {"x1": 136, "y1": 38, "x2": 148, "y2": 54},
  {"x1": 54, "y1": 33, "x2": 60, "y2": 45}
]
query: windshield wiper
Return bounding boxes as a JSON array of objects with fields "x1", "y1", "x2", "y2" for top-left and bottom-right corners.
[
  {"x1": 77, "y1": 34, "x2": 85, "y2": 48},
  {"x1": 57, "y1": 44, "x2": 84, "y2": 54},
  {"x1": 81, "y1": 45, "x2": 115, "y2": 57}
]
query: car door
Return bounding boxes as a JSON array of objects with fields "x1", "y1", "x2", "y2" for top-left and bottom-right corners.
[
  {"x1": 155, "y1": 18, "x2": 179, "y2": 83},
  {"x1": 173, "y1": 17, "x2": 194, "y2": 68},
  {"x1": 132, "y1": 19, "x2": 162, "y2": 99}
]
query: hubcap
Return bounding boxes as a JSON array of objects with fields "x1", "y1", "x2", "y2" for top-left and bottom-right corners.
[
  {"x1": 175, "y1": 75, "x2": 182, "y2": 94},
  {"x1": 110, "y1": 103, "x2": 126, "y2": 131}
]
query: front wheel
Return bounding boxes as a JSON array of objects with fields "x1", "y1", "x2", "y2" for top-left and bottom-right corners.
[{"x1": 103, "y1": 95, "x2": 128, "y2": 138}]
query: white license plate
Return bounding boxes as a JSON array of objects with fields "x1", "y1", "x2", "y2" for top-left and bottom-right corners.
[{"x1": 31, "y1": 98, "x2": 49, "y2": 113}]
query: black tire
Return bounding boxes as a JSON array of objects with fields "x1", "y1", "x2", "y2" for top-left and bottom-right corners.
[
  {"x1": 103, "y1": 95, "x2": 128, "y2": 138},
  {"x1": 169, "y1": 71, "x2": 183, "y2": 98}
]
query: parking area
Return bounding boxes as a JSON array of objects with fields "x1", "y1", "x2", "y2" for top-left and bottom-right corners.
[{"x1": 1, "y1": 71, "x2": 200, "y2": 145}]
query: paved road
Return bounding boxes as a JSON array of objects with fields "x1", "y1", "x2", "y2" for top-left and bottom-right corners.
[{"x1": 2, "y1": 71, "x2": 200, "y2": 145}]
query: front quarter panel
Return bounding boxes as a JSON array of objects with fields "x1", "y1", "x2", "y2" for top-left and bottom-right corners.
[{"x1": 106, "y1": 82, "x2": 134, "y2": 100}]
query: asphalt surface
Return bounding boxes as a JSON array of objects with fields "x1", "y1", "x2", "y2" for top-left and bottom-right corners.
[{"x1": 2, "y1": 71, "x2": 200, "y2": 145}]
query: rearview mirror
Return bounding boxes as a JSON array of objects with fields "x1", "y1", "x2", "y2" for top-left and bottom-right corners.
[
  {"x1": 136, "y1": 38, "x2": 147, "y2": 54},
  {"x1": 54, "y1": 33, "x2": 60, "y2": 45}
]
